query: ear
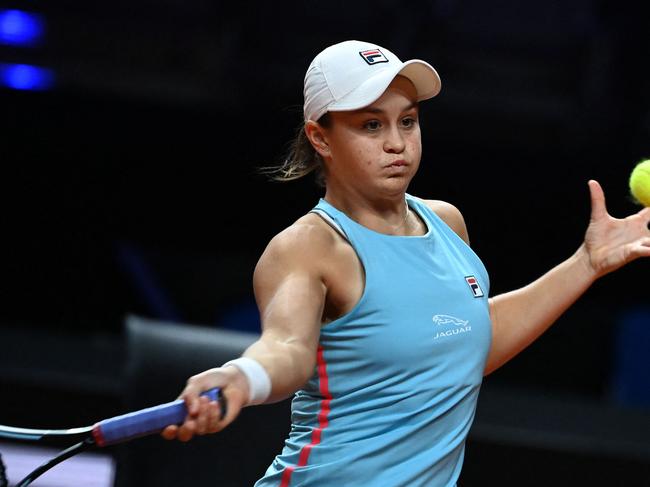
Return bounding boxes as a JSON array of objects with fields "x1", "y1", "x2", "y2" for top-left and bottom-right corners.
[{"x1": 304, "y1": 120, "x2": 331, "y2": 158}]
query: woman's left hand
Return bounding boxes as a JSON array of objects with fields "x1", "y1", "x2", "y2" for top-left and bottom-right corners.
[{"x1": 583, "y1": 179, "x2": 650, "y2": 278}]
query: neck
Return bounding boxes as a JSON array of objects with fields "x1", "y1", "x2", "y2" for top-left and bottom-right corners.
[{"x1": 323, "y1": 192, "x2": 412, "y2": 236}]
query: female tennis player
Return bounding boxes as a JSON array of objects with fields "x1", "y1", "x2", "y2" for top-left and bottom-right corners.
[{"x1": 162, "y1": 40, "x2": 650, "y2": 486}]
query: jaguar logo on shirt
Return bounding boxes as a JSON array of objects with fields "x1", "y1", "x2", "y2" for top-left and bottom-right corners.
[{"x1": 432, "y1": 314, "x2": 472, "y2": 340}]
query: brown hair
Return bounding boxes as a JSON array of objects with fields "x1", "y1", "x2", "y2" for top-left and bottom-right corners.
[{"x1": 259, "y1": 113, "x2": 332, "y2": 187}]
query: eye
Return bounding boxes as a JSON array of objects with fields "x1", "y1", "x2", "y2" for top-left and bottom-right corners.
[
  {"x1": 364, "y1": 120, "x2": 381, "y2": 131},
  {"x1": 401, "y1": 117, "x2": 417, "y2": 128}
]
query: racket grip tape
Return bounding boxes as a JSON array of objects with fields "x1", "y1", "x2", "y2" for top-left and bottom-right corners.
[{"x1": 92, "y1": 388, "x2": 225, "y2": 446}]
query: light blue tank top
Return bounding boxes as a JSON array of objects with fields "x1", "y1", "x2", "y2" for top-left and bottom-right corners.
[{"x1": 254, "y1": 194, "x2": 492, "y2": 487}]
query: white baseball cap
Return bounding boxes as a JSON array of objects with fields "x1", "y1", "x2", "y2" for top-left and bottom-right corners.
[{"x1": 303, "y1": 40, "x2": 442, "y2": 122}]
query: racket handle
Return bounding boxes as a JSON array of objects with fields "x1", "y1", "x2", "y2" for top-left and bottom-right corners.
[{"x1": 92, "y1": 388, "x2": 224, "y2": 447}]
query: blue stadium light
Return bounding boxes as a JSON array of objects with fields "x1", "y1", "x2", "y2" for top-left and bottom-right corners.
[
  {"x1": 0, "y1": 9, "x2": 45, "y2": 47},
  {"x1": 0, "y1": 63, "x2": 55, "y2": 91}
]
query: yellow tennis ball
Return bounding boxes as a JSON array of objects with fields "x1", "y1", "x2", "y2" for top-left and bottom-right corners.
[{"x1": 629, "y1": 159, "x2": 650, "y2": 207}]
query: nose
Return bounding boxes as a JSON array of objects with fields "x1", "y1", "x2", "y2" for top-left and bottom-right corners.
[{"x1": 383, "y1": 124, "x2": 405, "y2": 154}]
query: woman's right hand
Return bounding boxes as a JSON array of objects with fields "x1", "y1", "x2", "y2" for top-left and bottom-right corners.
[{"x1": 161, "y1": 365, "x2": 249, "y2": 442}]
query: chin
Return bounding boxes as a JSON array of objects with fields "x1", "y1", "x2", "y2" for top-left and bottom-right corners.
[{"x1": 380, "y1": 178, "x2": 411, "y2": 195}]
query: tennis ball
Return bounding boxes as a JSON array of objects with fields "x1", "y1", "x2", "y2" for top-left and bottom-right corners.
[{"x1": 629, "y1": 159, "x2": 650, "y2": 207}]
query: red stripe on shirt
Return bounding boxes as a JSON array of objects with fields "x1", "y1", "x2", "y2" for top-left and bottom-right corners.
[{"x1": 279, "y1": 345, "x2": 332, "y2": 487}]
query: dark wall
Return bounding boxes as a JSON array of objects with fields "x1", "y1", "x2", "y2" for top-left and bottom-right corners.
[
  {"x1": 2, "y1": 2, "x2": 650, "y2": 485},
  {"x1": 1, "y1": 0, "x2": 649, "y2": 402}
]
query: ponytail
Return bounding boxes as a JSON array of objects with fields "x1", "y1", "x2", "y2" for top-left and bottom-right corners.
[{"x1": 259, "y1": 113, "x2": 331, "y2": 187}]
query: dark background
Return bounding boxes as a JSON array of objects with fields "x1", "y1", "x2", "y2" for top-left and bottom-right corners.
[{"x1": 1, "y1": 0, "x2": 649, "y2": 485}]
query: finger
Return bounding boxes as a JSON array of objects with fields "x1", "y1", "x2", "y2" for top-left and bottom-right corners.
[
  {"x1": 181, "y1": 383, "x2": 203, "y2": 417},
  {"x1": 182, "y1": 378, "x2": 217, "y2": 417},
  {"x1": 181, "y1": 369, "x2": 226, "y2": 417},
  {"x1": 638, "y1": 236, "x2": 650, "y2": 250},
  {"x1": 161, "y1": 424, "x2": 178, "y2": 440},
  {"x1": 194, "y1": 396, "x2": 210, "y2": 435},
  {"x1": 629, "y1": 239, "x2": 650, "y2": 261},
  {"x1": 588, "y1": 179, "x2": 608, "y2": 220},
  {"x1": 639, "y1": 206, "x2": 650, "y2": 224},
  {"x1": 177, "y1": 419, "x2": 197, "y2": 442},
  {"x1": 206, "y1": 401, "x2": 222, "y2": 433}
]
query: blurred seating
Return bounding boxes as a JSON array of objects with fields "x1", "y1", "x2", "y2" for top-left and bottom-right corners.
[{"x1": 112, "y1": 314, "x2": 291, "y2": 487}]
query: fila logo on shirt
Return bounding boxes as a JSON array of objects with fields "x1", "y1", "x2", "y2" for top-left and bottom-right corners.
[
  {"x1": 359, "y1": 49, "x2": 389, "y2": 65},
  {"x1": 465, "y1": 275, "x2": 484, "y2": 298}
]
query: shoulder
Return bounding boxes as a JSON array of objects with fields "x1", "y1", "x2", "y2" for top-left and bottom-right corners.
[
  {"x1": 262, "y1": 212, "x2": 338, "y2": 259},
  {"x1": 420, "y1": 198, "x2": 470, "y2": 245},
  {"x1": 253, "y1": 212, "x2": 341, "y2": 280}
]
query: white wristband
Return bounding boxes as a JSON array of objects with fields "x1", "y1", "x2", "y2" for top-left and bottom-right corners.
[{"x1": 222, "y1": 357, "x2": 271, "y2": 406}]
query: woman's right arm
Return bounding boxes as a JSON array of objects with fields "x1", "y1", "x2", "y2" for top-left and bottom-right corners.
[{"x1": 161, "y1": 220, "x2": 327, "y2": 442}]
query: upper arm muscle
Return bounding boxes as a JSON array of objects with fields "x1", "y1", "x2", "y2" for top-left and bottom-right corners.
[{"x1": 252, "y1": 220, "x2": 330, "y2": 360}]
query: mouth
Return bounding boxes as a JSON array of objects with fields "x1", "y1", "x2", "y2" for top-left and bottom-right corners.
[{"x1": 388, "y1": 160, "x2": 407, "y2": 167}]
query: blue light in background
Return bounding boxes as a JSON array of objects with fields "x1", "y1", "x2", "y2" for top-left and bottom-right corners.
[
  {"x1": 0, "y1": 63, "x2": 55, "y2": 91},
  {"x1": 0, "y1": 9, "x2": 45, "y2": 47}
]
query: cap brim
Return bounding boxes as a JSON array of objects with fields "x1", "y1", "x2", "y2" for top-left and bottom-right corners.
[
  {"x1": 328, "y1": 59, "x2": 441, "y2": 112},
  {"x1": 399, "y1": 60, "x2": 441, "y2": 101}
]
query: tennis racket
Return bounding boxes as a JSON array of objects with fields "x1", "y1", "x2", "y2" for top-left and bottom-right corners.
[{"x1": 0, "y1": 387, "x2": 226, "y2": 487}]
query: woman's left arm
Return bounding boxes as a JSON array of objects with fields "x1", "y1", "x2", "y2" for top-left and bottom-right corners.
[{"x1": 484, "y1": 180, "x2": 650, "y2": 376}]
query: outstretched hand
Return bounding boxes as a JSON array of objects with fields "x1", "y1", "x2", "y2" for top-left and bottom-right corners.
[{"x1": 583, "y1": 180, "x2": 650, "y2": 278}]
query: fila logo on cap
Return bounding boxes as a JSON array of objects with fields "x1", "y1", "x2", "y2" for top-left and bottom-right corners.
[
  {"x1": 465, "y1": 276, "x2": 484, "y2": 298},
  {"x1": 359, "y1": 49, "x2": 388, "y2": 65}
]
